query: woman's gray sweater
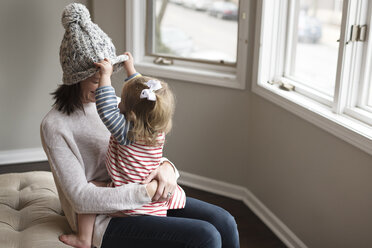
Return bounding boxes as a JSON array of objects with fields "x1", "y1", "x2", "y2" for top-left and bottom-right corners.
[{"x1": 40, "y1": 101, "x2": 152, "y2": 247}]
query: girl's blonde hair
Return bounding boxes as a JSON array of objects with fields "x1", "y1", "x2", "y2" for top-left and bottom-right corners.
[{"x1": 121, "y1": 76, "x2": 175, "y2": 146}]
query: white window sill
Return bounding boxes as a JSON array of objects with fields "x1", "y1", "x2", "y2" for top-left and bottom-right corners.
[
  {"x1": 135, "y1": 58, "x2": 245, "y2": 89},
  {"x1": 252, "y1": 82, "x2": 372, "y2": 156}
]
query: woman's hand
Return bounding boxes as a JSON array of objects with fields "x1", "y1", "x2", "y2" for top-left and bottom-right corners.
[
  {"x1": 123, "y1": 52, "x2": 137, "y2": 77},
  {"x1": 142, "y1": 162, "x2": 177, "y2": 202}
]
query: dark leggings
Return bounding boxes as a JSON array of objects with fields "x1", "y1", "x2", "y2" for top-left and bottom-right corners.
[{"x1": 101, "y1": 197, "x2": 239, "y2": 248}]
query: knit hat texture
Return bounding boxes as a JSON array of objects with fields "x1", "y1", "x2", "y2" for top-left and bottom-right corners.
[{"x1": 60, "y1": 3, "x2": 127, "y2": 85}]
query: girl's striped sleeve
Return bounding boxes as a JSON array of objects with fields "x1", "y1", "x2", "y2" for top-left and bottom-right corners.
[
  {"x1": 125, "y1": 72, "x2": 141, "y2": 82},
  {"x1": 95, "y1": 86, "x2": 131, "y2": 145}
]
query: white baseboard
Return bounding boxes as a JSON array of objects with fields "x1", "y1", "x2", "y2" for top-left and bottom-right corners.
[
  {"x1": 178, "y1": 170, "x2": 307, "y2": 248},
  {"x1": 0, "y1": 147, "x2": 47, "y2": 165}
]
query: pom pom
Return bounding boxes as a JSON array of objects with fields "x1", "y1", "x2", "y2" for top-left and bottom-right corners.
[{"x1": 61, "y1": 3, "x2": 91, "y2": 29}]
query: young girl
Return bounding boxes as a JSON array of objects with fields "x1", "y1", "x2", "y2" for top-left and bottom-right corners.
[
  {"x1": 59, "y1": 53, "x2": 186, "y2": 248},
  {"x1": 96, "y1": 55, "x2": 186, "y2": 216}
]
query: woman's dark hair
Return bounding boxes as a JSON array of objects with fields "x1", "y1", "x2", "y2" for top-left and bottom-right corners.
[{"x1": 51, "y1": 83, "x2": 83, "y2": 115}]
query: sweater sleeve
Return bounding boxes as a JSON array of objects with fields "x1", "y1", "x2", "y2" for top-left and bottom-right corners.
[
  {"x1": 40, "y1": 125, "x2": 151, "y2": 214},
  {"x1": 95, "y1": 86, "x2": 131, "y2": 145},
  {"x1": 44, "y1": 145, "x2": 151, "y2": 214}
]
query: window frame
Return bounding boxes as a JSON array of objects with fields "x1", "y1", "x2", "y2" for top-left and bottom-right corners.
[
  {"x1": 344, "y1": 0, "x2": 372, "y2": 125},
  {"x1": 125, "y1": 0, "x2": 249, "y2": 90},
  {"x1": 252, "y1": 0, "x2": 372, "y2": 156}
]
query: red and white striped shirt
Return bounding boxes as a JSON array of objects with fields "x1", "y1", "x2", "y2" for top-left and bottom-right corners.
[{"x1": 105, "y1": 134, "x2": 186, "y2": 216}]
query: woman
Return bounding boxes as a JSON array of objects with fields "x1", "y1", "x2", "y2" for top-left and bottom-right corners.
[{"x1": 40, "y1": 3, "x2": 239, "y2": 248}]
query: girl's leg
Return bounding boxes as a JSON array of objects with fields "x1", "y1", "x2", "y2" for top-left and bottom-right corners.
[
  {"x1": 168, "y1": 197, "x2": 239, "y2": 248},
  {"x1": 59, "y1": 214, "x2": 96, "y2": 248},
  {"x1": 101, "y1": 215, "x2": 221, "y2": 248}
]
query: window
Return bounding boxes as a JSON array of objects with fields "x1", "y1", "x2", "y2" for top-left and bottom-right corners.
[
  {"x1": 125, "y1": 0, "x2": 249, "y2": 89},
  {"x1": 148, "y1": 0, "x2": 238, "y2": 64},
  {"x1": 289, "y1": 0, "x2": 342, "y2": 100},
  {"x1": 253, "y1": 0, "x2": 372, "y2": 155}
]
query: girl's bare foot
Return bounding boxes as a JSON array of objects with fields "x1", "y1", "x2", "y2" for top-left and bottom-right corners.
[{"x1": 59, "y1": 234, "x2": 91, "y2": 248}]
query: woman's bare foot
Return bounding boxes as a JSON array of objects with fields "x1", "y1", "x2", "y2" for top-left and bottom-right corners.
[{"x1": 59, "y1": 234, "x2": 91, "y2": 248}]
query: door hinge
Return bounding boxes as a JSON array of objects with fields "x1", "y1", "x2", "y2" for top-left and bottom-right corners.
[{"x1": 346, "y1": 24, "x2": 367, "y2": 44}]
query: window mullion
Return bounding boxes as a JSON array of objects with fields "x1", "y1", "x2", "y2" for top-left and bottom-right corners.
[
  {"x1": 356, "y1": 0, "x2": 372, "y2": 110},
  {"x1": 275, "y1": 0, "x2": 288, "y2": 79},
  {"x1": 265, "y1": 0, "x2": 281, "y2": 80},
  {"x1": 284, "y1": 0, "x2": 298, "y2": 77},
  {"x1": 347, "y1": 0, "x2": 368, "y2": 110},
  {"x1": 262, "y1": 0, "x2": 288, "y2": 81},
  {"x1": 333, "y1": 0, "x2": 357, "y2": 114},
  {"x1": 126, "y1": 0, "x2": 146, "y2": 63},
  {"x1": 236, "y1": 0, "x2": 250, "y2": 85},
  {"x1": 145, "y1": 0, "x2": 155, "y2": 57}
]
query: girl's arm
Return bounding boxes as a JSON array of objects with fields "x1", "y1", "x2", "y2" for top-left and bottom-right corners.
[
  {"x1": 94, "y1": 58, "x2": 132, "y2": 145},
  {"x1": 95, "y1": 86, "x2": 132, "y2": 145},
  {"x1": 123, "y1": 52, "x2": 137, "y2": 77}
]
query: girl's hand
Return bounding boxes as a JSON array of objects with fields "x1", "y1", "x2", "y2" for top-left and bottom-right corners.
[
  {"x1": 94, "y1": 58, "x2": 113, "y2": 87},
  {"x1": 142, "y1": 162, "x2": 177, "y2": 202},
  {"x1": 123, "y1": 52, "x2": 137, "y2": 77},
  {"x1": 94, "y1": 58, "x2": 113, "y2": 76},
  {"x1": 145, "y1": 180, "x2": 159, "y2": 200}
]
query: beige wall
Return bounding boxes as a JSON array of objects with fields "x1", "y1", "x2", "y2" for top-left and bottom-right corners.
[
  {"x1": 0, "y1": 0, "x2": 87, "y2": 150},
  {"x1": 94, "y1": 1, "x2": 372, "y2": 247},
  {"x1": 1, "y1": 0, "x2": 372, "y2": 247}
]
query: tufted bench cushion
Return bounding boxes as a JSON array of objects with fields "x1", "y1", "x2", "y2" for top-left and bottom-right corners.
[{"x1": 0, "y1": 171, "x2": 72, "y2": 248}]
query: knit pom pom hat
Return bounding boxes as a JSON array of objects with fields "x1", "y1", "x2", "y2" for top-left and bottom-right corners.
[{"x1": 59, "y1": 3, "x2": 128, "y2": 85}]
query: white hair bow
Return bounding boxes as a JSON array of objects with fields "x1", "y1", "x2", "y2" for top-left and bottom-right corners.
[{"x1": 140, "y1": 80, "x2": 162, "y2": 101}]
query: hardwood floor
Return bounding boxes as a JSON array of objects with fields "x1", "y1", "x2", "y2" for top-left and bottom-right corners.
[
  {"x1": 0, "y1": 161, "x2": 50, "y2": 174},
  {"x1": 0, "y1": 162, "x2": 287, "y2": 247},
  {"x1": 181, "y1": 185, "x2": 287, "y2": 248}
]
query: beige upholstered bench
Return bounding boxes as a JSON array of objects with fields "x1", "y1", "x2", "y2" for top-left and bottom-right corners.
[{"x1": 0, "y1": 171, "x2": 71, "y2": 248}]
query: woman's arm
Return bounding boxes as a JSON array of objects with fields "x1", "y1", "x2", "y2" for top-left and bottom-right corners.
[
  {"x1": 91, "y1": 180, "x2": 158, "y2": 199},
  {"x1": 40, "y1": 123, "x2": 152, "y2": 214},
  {"x1": 47, "y1": 146, "x2": 152, "y2": 214}
]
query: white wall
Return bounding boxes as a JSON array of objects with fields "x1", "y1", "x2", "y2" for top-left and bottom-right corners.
[
  {"x1": 1, "y1": 0, "x2": 372, "y2": 247},
  {"x1": 0, "y1": 0, "x2": 87, "y2": 152}
]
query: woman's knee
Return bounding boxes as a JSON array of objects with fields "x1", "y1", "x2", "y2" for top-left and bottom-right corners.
[
  {"x1": 192, "y1": 221, "x2": 222, "y2": 248},
  {"x1": 206, "y1": 205, "x2": 238, "y2": 232},
  {"x1": 221, "y1": 209, "x2": 238, "y2": 232},
  {"x1": 208, "y1": 207, "x2": 239, "y2": 247}
]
